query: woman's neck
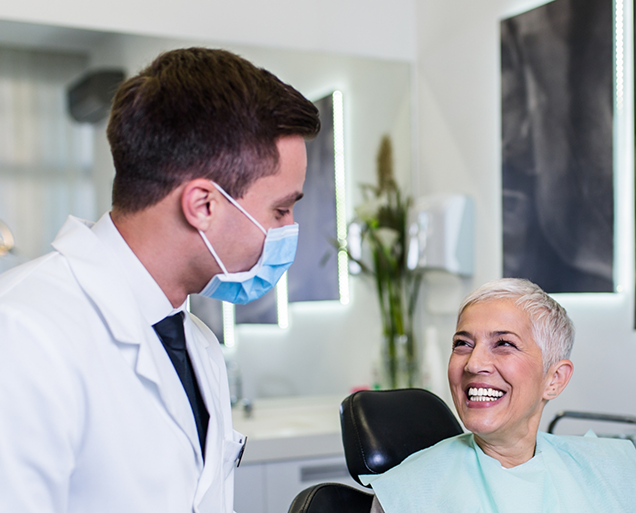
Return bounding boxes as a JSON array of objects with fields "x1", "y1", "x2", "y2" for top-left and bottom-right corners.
[{"x1": 473, "y1": 432, "x2": 537, "y2": 468}]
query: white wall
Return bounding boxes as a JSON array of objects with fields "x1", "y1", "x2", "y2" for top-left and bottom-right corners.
[
  {"x1": 2, "y1": 0, "x2": 633, "y2": 432},
  {"x1": 0, "y1": 0, "x2": 416, "y2": 62},
  {"x1": 415, "y1": 0, "x2": 636, "y2": 434}
]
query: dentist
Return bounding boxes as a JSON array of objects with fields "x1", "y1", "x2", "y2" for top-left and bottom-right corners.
[{"x1": 0, "y1": 47, "x2": 319, "y2": 513}]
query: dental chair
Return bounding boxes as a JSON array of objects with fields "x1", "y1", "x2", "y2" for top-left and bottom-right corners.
[{"x1": 288, "y1": 388, "x2": 463, "y2": 513}]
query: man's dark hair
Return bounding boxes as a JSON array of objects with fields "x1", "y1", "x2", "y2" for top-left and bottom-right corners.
[{"x1": 107, "y1": 47, "x2": 320, "y2": 214}]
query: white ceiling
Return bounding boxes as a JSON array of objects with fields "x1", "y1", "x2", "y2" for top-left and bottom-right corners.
[{"x1": 0, "y1": 19, "x2": 111, "y2": 54}]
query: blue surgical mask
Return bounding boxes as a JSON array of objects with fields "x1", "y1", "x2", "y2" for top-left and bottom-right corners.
[{"x1": 198, "y1": 182, "x2": 299, "y2": 305}]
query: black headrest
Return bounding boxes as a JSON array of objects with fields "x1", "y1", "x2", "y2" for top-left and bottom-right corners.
[{"x1": 340, "y1": 388, "x2": 463, "y2": 486}]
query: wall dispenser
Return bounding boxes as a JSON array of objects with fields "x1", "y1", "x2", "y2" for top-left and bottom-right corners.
[{"x1": 406, "y1": 194, "x2": 474, "y2": 276}]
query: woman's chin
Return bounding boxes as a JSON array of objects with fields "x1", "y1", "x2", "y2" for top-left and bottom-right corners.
[{"x1": 459, "y1": 409, "x2": 506, "y2": 438}]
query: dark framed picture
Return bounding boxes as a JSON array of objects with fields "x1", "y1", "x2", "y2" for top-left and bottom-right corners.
[{"x1": 501, "y1": 0, "x2": 614, "y2": 293}]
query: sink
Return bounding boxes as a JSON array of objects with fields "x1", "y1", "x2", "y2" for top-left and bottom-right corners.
[{"x1": 232, "y1": 394, "x2": 346, "y2": 463}]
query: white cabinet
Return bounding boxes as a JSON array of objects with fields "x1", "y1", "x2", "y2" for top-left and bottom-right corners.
[
  {"x1": 231, "y1": 395, "x2": 370, "y2": 513},
  {"x1": 235, "y1": 454, "x2": 368, "y2": 513},
  {"x1": 235, "y1": 463, "x2": 266, "y2": 513}
]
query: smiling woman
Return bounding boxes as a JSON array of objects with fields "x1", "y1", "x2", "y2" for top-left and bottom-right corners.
[
  {"x1": 448, "y1": 285, "x2": 573, "y2": 468},
  {"x1": 364, "y1": 279, "x2": 636, "y2": 513}
]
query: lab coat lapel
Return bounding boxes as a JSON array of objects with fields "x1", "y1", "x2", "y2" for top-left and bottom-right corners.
[
  {"x1": 185, "y1": 315, "x2": 223, "y2": 499},
  {"x1": 187, "y1": 314, "x2": 247, "y2": 512},
  {"x1": 142, "y1": 323, "x2": 204, "y2": 467},
  {"x1": 52, "y1": 216, "x2": 204, "y2": 465}
]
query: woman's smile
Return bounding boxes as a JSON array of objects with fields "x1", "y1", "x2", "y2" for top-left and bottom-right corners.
[{"x1": 465, "y1": 383, "x2": 506, "y2": 404}]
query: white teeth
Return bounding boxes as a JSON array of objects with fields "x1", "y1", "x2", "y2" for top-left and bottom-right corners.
[{"x1": 467, "y1": 387, "x2": 504, "y2": 401}]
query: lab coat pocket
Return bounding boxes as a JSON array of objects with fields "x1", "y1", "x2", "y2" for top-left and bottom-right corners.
[{"x1": 222, "y1": 429, "x2": 246, "y2": 479}]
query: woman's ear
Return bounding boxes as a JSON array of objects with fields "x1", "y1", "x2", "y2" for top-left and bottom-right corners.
[
  {"x1": 543, "y1": 359, "x2": 574, "y2": 400},
  {"x1": 181, "y1": 179, "x2": 218, "y2": 231}
]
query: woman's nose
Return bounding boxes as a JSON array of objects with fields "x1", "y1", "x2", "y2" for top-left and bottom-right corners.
[{"x1": 464, "y1": 344, "x2": 493, "y2": 374}]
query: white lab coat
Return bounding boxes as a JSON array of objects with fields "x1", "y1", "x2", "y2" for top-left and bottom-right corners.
[{"x1": 0, "y1": 216, "x2": 243, "y2": 513}]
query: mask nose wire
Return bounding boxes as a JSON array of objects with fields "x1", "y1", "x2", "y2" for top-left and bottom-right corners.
[{"x1": 212, "y1": 182, "x2": 268, "y2": 236}]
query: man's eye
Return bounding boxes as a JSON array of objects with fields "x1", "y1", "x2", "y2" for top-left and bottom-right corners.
[{"x1": 276, "y1": 209, "x2": 290, "y2": 218}]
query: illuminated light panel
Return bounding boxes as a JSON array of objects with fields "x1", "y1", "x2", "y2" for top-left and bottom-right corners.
[
  {"x1": 332, "y1": 90, "x2": 350, "y2": 305},
  {"x1": 616, "y1": 0, "x2": 624, "y2": 111},
  {"x1": 222, "y1": 301, "x2": 236, "y2": 347},
  {"x1": 613, "y1": 0, "x2": 629, "y2": 293},
  {"x1": 277, "y1": 271, "x2": 289, "y2": 328}
]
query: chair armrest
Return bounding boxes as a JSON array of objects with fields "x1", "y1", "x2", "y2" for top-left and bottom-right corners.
[{"x1": 288, "y1": 483, "x2": 374, "y2": 513}]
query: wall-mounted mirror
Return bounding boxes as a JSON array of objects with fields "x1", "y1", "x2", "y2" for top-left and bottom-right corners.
[{"x1": 0, "y1": 19, "x2": 413, "y2": 399}]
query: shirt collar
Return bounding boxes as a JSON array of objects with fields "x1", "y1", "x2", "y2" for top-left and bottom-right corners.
[{"x1": 91, "y1": 212, "x2": 186, "y2": 326}]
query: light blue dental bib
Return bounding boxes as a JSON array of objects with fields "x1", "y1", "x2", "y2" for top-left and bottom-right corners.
[{"x1": 361, "y1": 431, "x2": 636, "y2": 512}]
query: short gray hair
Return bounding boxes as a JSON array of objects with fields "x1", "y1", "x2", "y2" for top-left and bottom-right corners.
[{"x1": 457, "y1": 278, "x2": 574, "y2": 372}]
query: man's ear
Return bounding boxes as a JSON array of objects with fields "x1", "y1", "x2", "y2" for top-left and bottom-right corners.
[
  {"x1": 181, "y1": 179, "x2": 218, "y2": 231},
  {"x1": 543, "y1": 359, "x2": 574, "y2": 400}
]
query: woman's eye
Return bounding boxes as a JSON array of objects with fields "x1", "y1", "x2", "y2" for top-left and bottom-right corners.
[
  {"x1": 496, "y1": 339, "x2": 517, "y2": 349},
  {"x1": 452, "y1": 339, "x2": 470, "y2": 349}
]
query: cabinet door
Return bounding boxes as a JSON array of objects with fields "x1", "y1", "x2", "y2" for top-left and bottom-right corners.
[
  {"x1": 265, "y1": 455, "x2": 368, "y2": 513},
  {"x1": 235, "y1": 463, "x2": 266, "y2": 513}
]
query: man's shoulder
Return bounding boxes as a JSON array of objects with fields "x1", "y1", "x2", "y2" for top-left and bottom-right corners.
[
  {"x1": 0, "y1": 251, "x2": 74, "y2": 304},
  {"x1": 0, "y1": 235, "x2": 116, "y2": 341},
  {"x1": 0, "y1": 251, "x2": 100, "y2": 373},
  {"x1": 0, "y1": 216, "x2": 99, "y2": 305}
]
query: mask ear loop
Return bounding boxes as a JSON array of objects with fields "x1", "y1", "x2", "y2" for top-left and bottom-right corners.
[
  {"x1": 199, "y1": 230, "x2": 229, "y2": 275},
  {"x1": 211, "y1": 182, "x2": 268, "y2": 236}
]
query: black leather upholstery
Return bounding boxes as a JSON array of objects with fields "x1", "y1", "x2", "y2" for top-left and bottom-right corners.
[
  {"x1": 340, "y1": 388, "x2": 463, "y2": 486},
  {"x1": 288, "y1": 483, "x2": 374, "y2": 513},
  {"x1": 287, "y1": 388, "x2": 462, "y2": 512}
]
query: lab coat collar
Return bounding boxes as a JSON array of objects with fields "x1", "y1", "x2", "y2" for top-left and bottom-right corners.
[
  {"x1": 52, "y1": 216, "x2": 205, "y2": 468},
  {"x1": 90, "y1": 212, "x2": 181, "y2": 326}
]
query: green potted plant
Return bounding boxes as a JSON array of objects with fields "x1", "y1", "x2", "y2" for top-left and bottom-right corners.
[{"x1": 348, "y1": 136, "x2": 423, "y2": 388}]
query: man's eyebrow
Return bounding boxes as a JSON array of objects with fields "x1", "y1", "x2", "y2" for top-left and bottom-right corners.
[
  {"x1": 453, "y1": 330, "x2": 472, "y2": 338},
  {"x1": 275, "y1": 192, "x2": 304, "y2": 206}
]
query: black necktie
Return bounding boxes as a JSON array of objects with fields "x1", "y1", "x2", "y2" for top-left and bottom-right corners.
[{"x1": 152, "y1": 312, "x2": 209, "y2": 456}]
